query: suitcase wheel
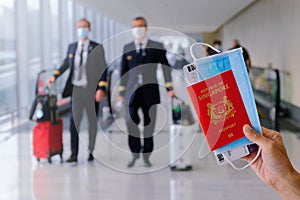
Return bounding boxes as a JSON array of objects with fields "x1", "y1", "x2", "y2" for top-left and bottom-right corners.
[
  {"x1": 37, "y1": 158, "x2": 40, "y2": 162},
  {"x1": 60, "y1": 153, "x2": 63, "y2": 163},
  {"x1": 170, "y1": 165, "x2": 193, "y2": 171}
]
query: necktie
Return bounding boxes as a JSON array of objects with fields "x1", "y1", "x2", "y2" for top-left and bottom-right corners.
[
  {"x1": 138, "y1": 43, "x2": 143, "y2": 84},
  {"x1": 138, "y1": 43, "x2": 143, "y2": 64},
  {"x1": 78, "y1": 44, "x2": 84, "y2": 81}
]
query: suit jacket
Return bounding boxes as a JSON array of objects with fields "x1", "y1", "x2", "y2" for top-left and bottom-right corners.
[
  {"x1": 119, "y1": 40, "x2": 173, "y2": 106},
  {"x1": 54, "y1": 41, "x2": 107, "y2": 98}
]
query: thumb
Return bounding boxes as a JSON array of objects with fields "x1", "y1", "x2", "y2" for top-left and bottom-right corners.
[{"x1": 243, "y1": 124, "x2": 269, "y2": 148}]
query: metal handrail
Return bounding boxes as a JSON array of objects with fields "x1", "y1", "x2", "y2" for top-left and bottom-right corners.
[
  {"x1": 0, "y1": 111, "x2": 15, "y2": 133},
  {"x1": 251, "y1": 66, "x2": 280, "y2": 131},
  {"x1": 0, "y1": 107, "x2": 29, "y2": 133}
]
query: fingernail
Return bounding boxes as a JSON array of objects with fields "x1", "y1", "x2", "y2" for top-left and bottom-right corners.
[
  {"x1": 244, "y1": 125, "x2": 252, "y2": 134},
  {"x1": 244, "y1": 125, "x2": 257, "y2": 139}
]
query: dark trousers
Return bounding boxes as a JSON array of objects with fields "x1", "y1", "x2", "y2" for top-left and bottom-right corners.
[
  {"x1": 126, "y1": 104, "x2": 157, "y2": 159},
  {"x1": 69, "y1": 87, "x2": 99, "y2": 157}
]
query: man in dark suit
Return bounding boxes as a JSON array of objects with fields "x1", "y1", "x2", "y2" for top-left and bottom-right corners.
[
  {"x1": 117, "y1": 17, "x2": 175, "y2": 168},
  {"x1": 48, "y1": 18, "x2": 107, "y2": 163}
]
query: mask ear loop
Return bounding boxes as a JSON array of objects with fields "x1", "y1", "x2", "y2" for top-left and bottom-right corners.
[
  {"x1": 190, "y1": 42, "x2": 261, "y2": 170},
  {"x1": 190, "y1": 42, "x2": 221, "y2": 61},
  {"x1": 223, "y1": 146, "x2": 262, "y2": 170},
  {"x1": 198, "y1": 137, "x2": 210, "y2": 159}
]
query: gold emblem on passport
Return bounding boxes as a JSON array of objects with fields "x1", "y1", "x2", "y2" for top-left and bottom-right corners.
[
  {"x1": 126, "y1": 55, "x2": 132, "y2": 60},
  {"x1": 207, "y1": 96, "x2": 235, "y2": 125},
  {"x1": 69, "y1": 53, "x2": 73, "y2": 59}
]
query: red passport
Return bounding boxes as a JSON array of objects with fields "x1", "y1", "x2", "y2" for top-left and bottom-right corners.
[{"x1": 186, "y1": 70, "x2": 250, "y2": 151}]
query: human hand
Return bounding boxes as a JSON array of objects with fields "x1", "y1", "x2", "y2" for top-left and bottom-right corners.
[
  {"x1": 95, "y1": 90, "x2": 105, "y2": 102},
  {"x1": 243, "y1": 125, "x2": 300, "y2": 199},
  {"x1": 117, "y1": 96, "x2": 125, "y2": 102},
  {"x1": 115, "y1": 96, "x2": 125, "y2": 112},
  {"x1": 47, "y1": 76, "x2": 56, "y2": 84},
  {"x1": 167, "y1": 90, "x2": 176, "y2": 97}
]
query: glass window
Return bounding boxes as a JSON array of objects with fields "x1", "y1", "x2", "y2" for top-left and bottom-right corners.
[
  {"x1": 74, "y1": 3, "x2": 85, "y2": 21},
  {"x1": 27, "y1": 0, "x2": 42, "y2": 102},
  {"x1": 27, "y1": 0, "x2": 41, "y2": 61},
  {"x1": 0, "y1": 0, "x2": 16, "y2": 66},
  {"x1": 67, "y1": 0, "x2": 74, "y2": 43},
  {"x1": 0, "y1": 0, "x2": 17, "y2": 114},
  {"x1": 50, "y1": 0, "x2": 60, "y2": 64},
  {"x1": 95, "y1": 13, "x2": 104, "y2": 42},
  {"x1": 86, "y1": 9, "x2": 95, "y2": 40},
  {"x1": 102, "y1": 16, "x2": 109, "y2": 41},
  {"x1": 109, "y1": 19, "x2": 115, "y2": 37}
]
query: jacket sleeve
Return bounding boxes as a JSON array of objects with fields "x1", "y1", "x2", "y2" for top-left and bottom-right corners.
[
  {"x1": 159, "y1": 48, "x2": 173, "y2": 91},
  {"x1": 96, "y1": 45, "x2": 108, "y2": 91},
  {"x1": 97, "y1": 68, "x2": 107, "y2": 91},
  {"x1": 119, "y1": 47, "x2": 128, "y2": 97},
  {"x1": 53, "y1": 45, "x2": 72, "y2": 79}
]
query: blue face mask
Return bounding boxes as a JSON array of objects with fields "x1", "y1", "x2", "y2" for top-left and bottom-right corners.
[{"x1": 77, "y1": 27, "x2": 89, "y2": 39}]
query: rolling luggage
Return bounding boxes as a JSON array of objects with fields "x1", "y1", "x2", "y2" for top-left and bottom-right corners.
[
  {"x1": 169, "y1": 97, "x2": 195, "y2": 171},
  {"x1": 170, "y1": 125, "x2": 194, "y2": 171},
  {"x1": 33, "y1": 118, "x2": 63, "y2": 163},
  {"x1": 30, "y1": 69, "x2": 63, "y2": 163}
]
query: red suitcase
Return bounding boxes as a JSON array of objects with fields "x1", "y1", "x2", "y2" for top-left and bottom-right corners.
[{"x1": 33, "y1": 118, "x2": 63, "y2": 163}]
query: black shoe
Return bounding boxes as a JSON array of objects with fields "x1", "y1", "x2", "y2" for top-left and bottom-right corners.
[
  {"x1": 127, "y1": 155, "x2": 140, "y2": 168},
  {"x1": 88, "y1": 153, "x2": 94, "y2": 162},
  {"x1": 143, "y1": 158, "x2": 152, "y2": 167},
  {"x1": 66, "y1": 155, "x2": 77, "y2": 163}
]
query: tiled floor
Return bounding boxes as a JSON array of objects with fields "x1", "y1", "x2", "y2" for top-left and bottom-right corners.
[{"x1": 1, "y1": 116, "x2": 299, "y2": 200}]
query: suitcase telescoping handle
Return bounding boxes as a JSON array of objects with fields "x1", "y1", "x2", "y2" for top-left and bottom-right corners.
[
  {"x1": 171, "y1": 96, "x2": 184, "y2": 106},
  {"x1": 35, "y1": 70, "x2": 46, "y2": 96},
  {"x1": 172, "y1": 95, "x2": 189, "y2": 103},
  {"x1": 171, "y1": 96, "x2": 184, "y2": 110},
  {"x1": 171, "y1": 96, "x2": 182, "y2": 125},
  {"x1": 35, "y1": 69, "x2": 56, "y2": 96},
  {"x1": 171, "y1": 96, "x2": 195, "y2": 126}
]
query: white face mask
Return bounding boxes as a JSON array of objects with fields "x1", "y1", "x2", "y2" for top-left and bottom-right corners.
[{"x1": 132, "y1": 27, "x2": 146, "y2": 40}]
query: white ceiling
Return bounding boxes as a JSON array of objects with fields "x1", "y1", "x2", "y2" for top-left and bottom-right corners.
[{"x1": 75, "y1": 0, "x2": 256, "y2": 33}]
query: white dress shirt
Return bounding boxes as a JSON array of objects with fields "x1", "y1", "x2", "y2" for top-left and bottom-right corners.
[
  {"x1": 72, "y1": 40, "x2": 90, "y2": 87},
  {"x1": 134, "y1": 37, "x2": 148, "y2": 54},
  {"x1": 134, "y1": 38, "x2": 148, "y2": 85}
]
